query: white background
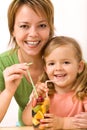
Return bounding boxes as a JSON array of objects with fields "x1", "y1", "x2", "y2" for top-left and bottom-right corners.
[{"x1": 0, "y1": 0, "x2": 87, "y2": 127}]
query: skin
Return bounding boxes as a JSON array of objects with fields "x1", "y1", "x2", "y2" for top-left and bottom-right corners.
[
  {"x1": 44, "y1": 45, "x2": 83, "y2": 94},
  {"x1": 13, "y1": 4, "x2": 50, "y2": 59},
  {"x1": 0, "y1": 4, "x2": 50, "y2": 122}
]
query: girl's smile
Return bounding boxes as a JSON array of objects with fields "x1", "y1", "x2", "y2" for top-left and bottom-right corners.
[{"x1": 45, "y1": 45, "x2": 83, "y2": 92}]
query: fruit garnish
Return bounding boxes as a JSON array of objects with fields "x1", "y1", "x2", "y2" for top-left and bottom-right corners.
[
  {"x1": 32, "y1": 110, "x2": 36, "y2": 116},
  {"x1": 43, "y1": 97, "x2": 50, "y2": 106},
  {"x1": 34, "y1": 110, "x2": 44, "y2": 120},
  {"x1": 32, "y1": 117, "x2": 40, "y2": 126},
  {"x1": 41, "y1": 105, "x2": 47, "y2": 114},
  {"x1": 32, "y1": 104, "x2": 41, "y2": 113},
  {"x1": 37, "y1": 96, "x2": 44, "y2": 103}
]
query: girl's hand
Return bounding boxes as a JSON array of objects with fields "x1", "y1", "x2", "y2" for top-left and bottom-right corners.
[
  {"x1": 73, "y1": 112, "x2": 87, "y2": 128},
  {"x1": 35, "y1": 82, "x2": 49, "y2": 97},
  {"x1": 39, "y1": 113, "x2": 63, "y2": 130},
  {"x1": 3, "y1": 63, "x2": 28, "y2": 95}
]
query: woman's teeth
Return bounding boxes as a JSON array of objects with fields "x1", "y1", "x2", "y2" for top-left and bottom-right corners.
[{"x1": 26, "y1": 41, "x2": 39, "y2": 45}]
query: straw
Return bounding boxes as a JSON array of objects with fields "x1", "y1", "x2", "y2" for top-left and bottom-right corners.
[{"x1": 27, "y1": 62, "x2": 38, "y2": 98}]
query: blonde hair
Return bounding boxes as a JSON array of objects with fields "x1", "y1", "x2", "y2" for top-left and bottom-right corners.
[
  {"x1": 7, "y1": 0, "x2": 54, "y2": 48},
  {"x1": 41, "y1": 36, "x2": 87, "y2": 100}
]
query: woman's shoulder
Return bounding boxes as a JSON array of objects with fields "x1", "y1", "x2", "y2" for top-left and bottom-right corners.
[
  {"x1": 0, "y1": 49, "x2": 16, "y2": 57},
  {"x1": 0, "y1": 49, "x2": 19, "y2": 68}
]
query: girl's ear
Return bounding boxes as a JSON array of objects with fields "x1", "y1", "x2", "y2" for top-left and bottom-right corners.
[{"x1": 78, "y1": 60, "x2": 84, "y2": 74}]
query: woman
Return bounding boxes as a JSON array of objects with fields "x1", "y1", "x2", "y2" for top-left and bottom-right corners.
[{"x1": 0, "y1": 0, "x2": 54, "y2": 126}]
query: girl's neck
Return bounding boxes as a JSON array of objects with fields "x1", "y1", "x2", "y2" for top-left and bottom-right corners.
[{"x1": 54, "y1": 84, "x2": 72, "y2": 95}]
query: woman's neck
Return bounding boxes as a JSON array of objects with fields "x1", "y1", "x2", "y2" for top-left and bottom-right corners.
[{"x1": 18, "y1": 48, "x2": 43, "y2": 66}]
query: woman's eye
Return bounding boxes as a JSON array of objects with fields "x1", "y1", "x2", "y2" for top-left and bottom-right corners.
[
  {"x1": 39, "y1": 24, "x2": 47, "y2": 28},
  {"x1": 20, "y1": 25, "x2": 29, "y2": 29}
]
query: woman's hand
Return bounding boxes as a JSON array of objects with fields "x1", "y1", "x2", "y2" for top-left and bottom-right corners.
[
  {"x1": 73, "y1": 112, "x2": 87, "y2": 128},
  {"x1": 3, "y1": 63, "x2": 28, "y2": 95}
]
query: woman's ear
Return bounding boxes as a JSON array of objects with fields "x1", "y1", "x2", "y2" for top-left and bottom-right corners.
[{"x1": 78, "y1": 60, "x2": 84, "y2": 74}]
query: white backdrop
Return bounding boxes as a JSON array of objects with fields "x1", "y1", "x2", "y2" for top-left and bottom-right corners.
[{"x1": 0, "y1": 0, "x2": 87, "y2": 127}]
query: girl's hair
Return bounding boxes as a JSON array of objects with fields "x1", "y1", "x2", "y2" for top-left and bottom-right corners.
[
  {"x1": 40, "y1": 36, "x2": 87, "y2": 100},
  {"x1": 7, "y1": 0, "x2": 54, "y2": 48}
]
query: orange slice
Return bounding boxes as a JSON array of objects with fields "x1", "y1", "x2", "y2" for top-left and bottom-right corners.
[
  {"x1": 43, "y1": 97, "x2": 50, "y2": 106},
  {"x1": 41, "y1": 105, "x2": 47, "y2": 114},
  {"x1": 34, "y1": 110, "x2": 44, "y2": 120}
]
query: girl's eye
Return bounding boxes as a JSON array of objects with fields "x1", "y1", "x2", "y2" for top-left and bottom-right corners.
[
  {"x1": 48, "y1": 62, "x2": 55, "y2": 66},
  {"x1": 64, "y1": 61, "x2": 70, "y2": 64}
]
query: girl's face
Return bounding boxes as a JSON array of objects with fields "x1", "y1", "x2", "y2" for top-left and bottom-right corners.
[
  {"x1": 13, "y1": 4, "x2": 50, "y2": 56},
  {"x1": 45, "y1": 45, "x2": 84, "y2": 93}
]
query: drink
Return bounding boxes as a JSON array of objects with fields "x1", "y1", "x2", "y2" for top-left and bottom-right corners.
[{"x1": 32, "y1": 95, "x2": 50, "y2": 130}]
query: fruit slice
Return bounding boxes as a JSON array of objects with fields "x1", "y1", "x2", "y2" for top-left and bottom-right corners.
[
  {"x1": 41, "y1": 105, "x2": 47, "y2": 114},
  {"x1": 34, "y1": 110, "x2": 44, "y2": 120},
  {"x1": 32, "y1": 117, "x2": 40, "y2": 126},
  {"x1": 43, "y1": 97, "x2": 50, "y2": 106},
  {"x1": 32, "y1": 104, "x2": 41, "y2": 113}
]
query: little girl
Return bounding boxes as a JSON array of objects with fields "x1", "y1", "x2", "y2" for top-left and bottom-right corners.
[
  {"x1": 22, "y1": 36, "x2": 87, "y2": 129},
  {"x1": 36, "y1": 36, "x2": 87, "y2": 129}
]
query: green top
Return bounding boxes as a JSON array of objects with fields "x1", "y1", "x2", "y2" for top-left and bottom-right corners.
[{"x1": 0, "y1": 49, "x2": 33, "y2": 126}]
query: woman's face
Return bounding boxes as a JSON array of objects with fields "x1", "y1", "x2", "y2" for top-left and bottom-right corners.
[{"x1": 13, "y1": 4, "x2": 50, "y2": 56}]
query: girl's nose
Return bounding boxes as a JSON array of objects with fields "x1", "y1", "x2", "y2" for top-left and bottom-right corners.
[{"x1": 55, "y1": 63, "x2": 62, "y2": 70}]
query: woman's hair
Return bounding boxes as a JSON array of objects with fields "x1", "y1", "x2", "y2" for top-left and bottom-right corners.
[
  {"x1": 7, "y1": 0, "x2": 54, "y2": 48},
  {"x1": 40, "y1": 36, "x2": 87, "y2": 100}
]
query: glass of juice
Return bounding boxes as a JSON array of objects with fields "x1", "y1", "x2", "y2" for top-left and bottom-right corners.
[{"x1": 32, "y1": 95, "x2": 50, "y2": 130}]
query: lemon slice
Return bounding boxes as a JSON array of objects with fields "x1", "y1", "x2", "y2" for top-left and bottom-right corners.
[{"x1": 32, "y1": 117, "x2": 40, "y2": 126}]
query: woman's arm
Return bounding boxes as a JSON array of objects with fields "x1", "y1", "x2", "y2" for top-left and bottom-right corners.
[
  {"x1": 22, "y1": 92, "x2": 34, "y2": 126},
  {"x1": 0, "y1": 63, "x2": 28, "y2": 122}
]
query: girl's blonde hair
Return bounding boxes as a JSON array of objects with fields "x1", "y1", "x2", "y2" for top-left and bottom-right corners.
[
  {"x1": 41, "y1": 36, "x2": 87, "y2": 100},
  {"x1": 7, "y1": 0, "x2": 54, "y2": 48}
]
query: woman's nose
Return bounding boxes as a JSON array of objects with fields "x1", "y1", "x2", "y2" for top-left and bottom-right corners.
[{"x1": 27, "y1": 26, "x2": 38, "y2": 37}]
